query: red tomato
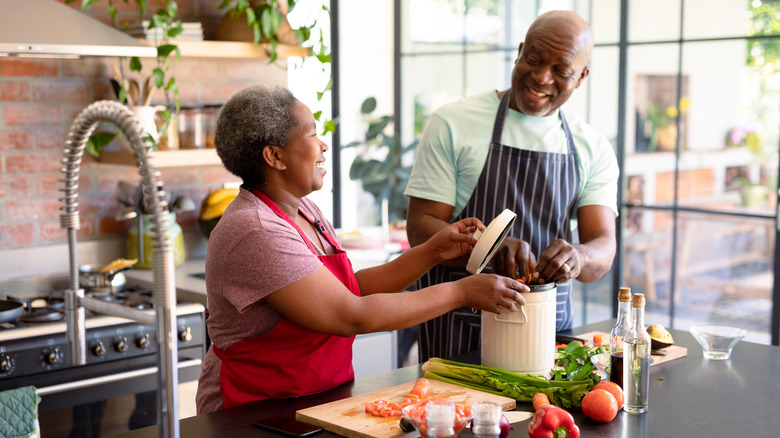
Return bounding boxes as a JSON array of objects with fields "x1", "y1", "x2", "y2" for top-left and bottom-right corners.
[
  {"x1": 592, "y1": 381, "x2": 625, "y2": 410},
  {"x1": 581, "y1": 389, "x2": 618, "y2": 423}
]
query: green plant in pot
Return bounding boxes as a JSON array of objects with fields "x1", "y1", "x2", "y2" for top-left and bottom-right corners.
[
  {"x1": 217, "y1": 0, "x2": 334, "y2": 134},
  {"x1": 68, "y1": 0, "x2": 183, "y2": 156},
  {"x1": 728, "y1": 121, "x2": 770, "y2": 207},
  {"x1": 344, "y1": 97, "x2": 423, "y2": 224}
]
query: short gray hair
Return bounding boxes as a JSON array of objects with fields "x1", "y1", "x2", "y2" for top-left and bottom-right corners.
[{"x1": 214, "y1": 84, "x2": 298, "y2": 189}]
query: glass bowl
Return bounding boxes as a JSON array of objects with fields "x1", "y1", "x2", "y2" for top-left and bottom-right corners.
[
  {"x1": 689, "y1": 325, "x2": 747, "y2": 360},
  {"x1": 400, "y1": 400, "x2": 472, "y2": 438}
]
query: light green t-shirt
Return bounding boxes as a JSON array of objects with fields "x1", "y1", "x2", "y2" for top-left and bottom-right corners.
[{"x1": 404, "y1": 90, "x2": 619, "y2": 227}]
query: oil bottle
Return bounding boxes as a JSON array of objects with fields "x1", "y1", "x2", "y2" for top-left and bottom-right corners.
[
  {"x1": 623, "y1": 293, "x2": 651, "y2": 414},
  {"x1": 609, "y1": 286, "x2": 632, "y2": 388}
]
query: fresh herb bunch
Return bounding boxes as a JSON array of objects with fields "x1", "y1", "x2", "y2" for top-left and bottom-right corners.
[{"x1": 552, "y1": 342, "x2": 607, "y2": 384}]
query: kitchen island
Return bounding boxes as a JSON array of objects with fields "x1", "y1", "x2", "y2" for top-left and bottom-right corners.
[{"x1": 111, "y1": 320, "x2": 780, "y2": 437}]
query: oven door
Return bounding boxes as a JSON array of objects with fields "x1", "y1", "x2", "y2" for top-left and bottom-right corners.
[{"x1": 33, "y1": 346, "x2": 203, "y2": 438}]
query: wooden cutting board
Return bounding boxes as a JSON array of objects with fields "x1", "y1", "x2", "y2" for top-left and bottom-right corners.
[
  {"x1": 296, "y1": 379, "x2": 515, "y2": 438},
  {"x1": 578, "y1": 331, "x2": 687, "y2": 365}
]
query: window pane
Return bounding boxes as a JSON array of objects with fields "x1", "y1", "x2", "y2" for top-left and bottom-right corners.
[
  {"x1": 624, "y1": 44, "x2": 681, "y2": 207},
  {"x1": 674, "y1": 40, "x2": 779, "y2": 211},
  {"x1": 683, "y1": 0, "x2": 779, "y2": 40},
  {"x1": 628, "y1": 0, "x2": 681, "y2": 42},
  {"x1": 577, "y1": 45, "x2": 620, "y2": 145},
  {"x1": 401, "y1": 54, "x2": 468, "y2": 123},
  {"x1": 624, "y1": 208, "x2": 673, "y2": 328},
  {"x1": 464, "y1": 51, "x2": 513, "y2": 96},
  {"x1": 674, "y1": 212, "x2": 773, "y2": 344},
  {"x1": 590, "y1": 0, "x2": 621, "y2": 45}
]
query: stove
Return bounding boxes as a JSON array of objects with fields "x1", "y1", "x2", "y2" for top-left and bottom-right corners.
[{"x1": 0, "y1": 278, "x2": 206, "y2": 437}]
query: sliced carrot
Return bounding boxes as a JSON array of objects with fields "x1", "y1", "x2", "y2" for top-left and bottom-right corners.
[
  {"x1": 532, "y1": 392, "x2": 550, "y2": 411},
  {"x1": 593, "y1": 334, "x2": 604, "y2": 347}
]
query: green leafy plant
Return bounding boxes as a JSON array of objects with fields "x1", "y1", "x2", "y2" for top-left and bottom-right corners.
[
  {"x1": 344, "y1": 97, "x2": 421, "y2": 223},
  {"x1": 217, "y1": 0, "x2": 334, "y2": 134},
  {"x1": 68, "y1": 0, "x2": 182, "y2": 155}
]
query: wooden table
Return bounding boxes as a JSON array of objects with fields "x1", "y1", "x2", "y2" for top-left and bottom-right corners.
[{"x1": 112, "y1": 320, "x2": 780, "y2": 438}]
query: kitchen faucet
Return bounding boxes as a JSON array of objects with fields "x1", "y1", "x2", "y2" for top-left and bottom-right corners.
[{"x1": 59, "y1": 101, "x2": 180, "y2": 438}]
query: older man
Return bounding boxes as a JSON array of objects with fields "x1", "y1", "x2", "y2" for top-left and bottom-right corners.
[{"x1": 405, "y1": 10, "x2": 619, "y2": 361}]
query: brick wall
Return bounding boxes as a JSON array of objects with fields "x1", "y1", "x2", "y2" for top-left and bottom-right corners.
[{"x1": 0, "y1": 0, "x2": 288, "y2": 251}]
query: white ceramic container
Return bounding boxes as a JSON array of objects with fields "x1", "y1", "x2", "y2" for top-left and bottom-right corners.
[{"x1": 481, "y1": 283, "x2": 556, "y2": 374}]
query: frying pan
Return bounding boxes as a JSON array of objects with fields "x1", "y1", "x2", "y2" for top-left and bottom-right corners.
[{"x1": 0, "y1": 300, "x2": 24, "y2": 323}]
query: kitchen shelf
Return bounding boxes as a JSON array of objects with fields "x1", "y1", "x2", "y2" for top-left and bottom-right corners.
[
  {"x1": 139, "y1": 39, "x2": 310, "y2": 59},
  {"x1": 98, "y1": 148, "x2": 221, "y2": 167}
]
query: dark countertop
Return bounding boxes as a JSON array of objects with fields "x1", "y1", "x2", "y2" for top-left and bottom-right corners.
[{"x1": 111, "y1": 320, "x2": 780, "y2": 438}]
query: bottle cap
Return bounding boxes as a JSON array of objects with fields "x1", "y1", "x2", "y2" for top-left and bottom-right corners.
[
  {"x1": 632, "y1": 293, "x2": 645, "y2": 308},
  {"x1": 618, "y1": 287, "x2": 631, "y2": 302}
]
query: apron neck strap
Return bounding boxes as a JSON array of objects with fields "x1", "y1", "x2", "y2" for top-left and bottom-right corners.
[
  {"x1": 252, "y1": 190, "x2": 318, "y2": 255},
  {"x1": 491, "y1": 90, "x2": 512, "y2": 145}
]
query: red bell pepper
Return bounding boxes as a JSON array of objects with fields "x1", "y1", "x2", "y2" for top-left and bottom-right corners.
[{"x1": 528, "y1": 404, "x2": 580, "y2": 438}]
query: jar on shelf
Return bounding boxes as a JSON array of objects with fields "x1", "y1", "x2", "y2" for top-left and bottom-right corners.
[
  {"x1": 155, "y1": 109, "x2": 179, "y2": 150},
  {"x1": 203, "y1": 104, "x2": 223, "y2": 148},
  {"x1": 178, "y1": 106, "x2": 205, "y2": 149}
]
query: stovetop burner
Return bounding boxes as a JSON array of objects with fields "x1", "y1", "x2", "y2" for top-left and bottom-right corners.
[
  {"x1": 4, "y1": 285, "x2": 156, "y2": 326},
  {"x1": 19, "y1": 308, "x2": 64, "y2": 323}
]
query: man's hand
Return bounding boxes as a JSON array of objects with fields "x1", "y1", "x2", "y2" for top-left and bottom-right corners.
[
  {"x1": 490, "y1": 237, "x2": 536, "y2": 280},
  {"x1": 535, "y1": 239, "x2": 582, "y2": 284}
]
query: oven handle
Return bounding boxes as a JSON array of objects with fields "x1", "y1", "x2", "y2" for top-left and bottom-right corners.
[{"x1": 35, "y1": 359, "x2": 202, "y2": 396}]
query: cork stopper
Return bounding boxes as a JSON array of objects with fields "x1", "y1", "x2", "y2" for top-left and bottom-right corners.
[
  {"x1": 618, "y1": 287, "x2": 631, "y2": 302},
  {"x1": 632, "y1": 293, "x2": 645, "y2": 308}
]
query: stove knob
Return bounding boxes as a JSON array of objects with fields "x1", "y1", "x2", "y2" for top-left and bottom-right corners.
[
  {"x1": 115, "y1": 337, "x2": 128, "y2": 353},
  {"x1": 136, "y1": 333, "x2": 150, "y2": 349},
  {"x1": 92, "y1": 341, "x2": 105, "y2": 357},
  {"x1": 179, "y1": 327, "x2": 192, "y2": 343},
  {"x1": 46, "y1": 347, "x2": 61, "y2": 364},
  {"x1": 0, "y1": 355, "x2": 11, "y2": 372}
]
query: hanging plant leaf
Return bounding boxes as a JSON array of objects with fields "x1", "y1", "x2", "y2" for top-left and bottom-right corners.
[
  {"x1": 85, "y1": 131, "x2": 118, "y2": 158},
  {"x1": 361, "y1": 97, "x2": 377, "y2": 114}
]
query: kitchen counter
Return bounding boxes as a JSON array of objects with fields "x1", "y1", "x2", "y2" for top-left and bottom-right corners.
[
  {"x1": 110, "y1": 319, "x2": 780, "y2": 437},
  {"x1": 124, "y1": 259, "x2": 210, "y2": 306}
]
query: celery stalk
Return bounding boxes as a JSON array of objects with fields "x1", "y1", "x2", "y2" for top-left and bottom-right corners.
[{"x1": 422, "y1": 358, "x2": 593, "y2": 409}]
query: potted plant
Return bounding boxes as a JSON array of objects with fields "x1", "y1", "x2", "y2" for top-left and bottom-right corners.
[
  {"x1": 344, "y1": 97, "x2": 427, "y2": 225},
  {"x1": 68, "y1": 0, "x2": 185, "y2": 156},
  {"x1": 727, "y1": 121, "x2": 770, "y2": 207},
  {"x1": 216, "y1": 0, "x2": 334, "y2": 134}
]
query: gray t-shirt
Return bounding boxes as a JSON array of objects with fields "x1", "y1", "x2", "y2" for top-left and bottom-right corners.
[{"x1": 195, "y1": 188, "x2": 337, "y2": 414}]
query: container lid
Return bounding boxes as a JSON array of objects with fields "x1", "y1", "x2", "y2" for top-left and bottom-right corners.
[{"x1": 466, "y1": 209, "x2": 517, "y2": 275}]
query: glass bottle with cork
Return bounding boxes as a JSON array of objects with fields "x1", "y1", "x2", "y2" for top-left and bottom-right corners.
[
  {"x1": 623, "y1": 292, "x2": 651, "y2": 414},
  {"x1": 609, "y1": 286, "x2": 632, "y2": 388}
]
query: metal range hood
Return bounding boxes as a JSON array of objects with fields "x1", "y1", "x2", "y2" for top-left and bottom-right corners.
[{"x1": 0, "y1": 0, "x2": 156, "y2": 59}]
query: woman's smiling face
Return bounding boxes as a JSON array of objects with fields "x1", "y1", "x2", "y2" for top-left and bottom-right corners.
[{"x1": 282, "y1": 100, "x2": 329, "y2": 196}]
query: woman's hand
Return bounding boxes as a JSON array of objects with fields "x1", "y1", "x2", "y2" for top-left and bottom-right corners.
[
  {"x1": 424, "y1": 217, "x2": 485, "y2": 262},
  {"x1": 455, "y1": 274, "x2": 528, "y2": 314}
]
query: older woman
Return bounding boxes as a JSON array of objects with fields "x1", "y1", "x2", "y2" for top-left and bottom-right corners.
[{"x1": 195, "y1": 84, "x2": 526, "y2": 414}]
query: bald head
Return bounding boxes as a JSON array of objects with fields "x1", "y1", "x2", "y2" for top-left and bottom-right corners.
[{"x1": 527, "y1": 10, "x2": 594, "y2": 67}]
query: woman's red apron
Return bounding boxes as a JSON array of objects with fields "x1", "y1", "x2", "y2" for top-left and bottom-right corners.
[{"x1": 211, "y1": 190, "x2": 360, "y2": 408}]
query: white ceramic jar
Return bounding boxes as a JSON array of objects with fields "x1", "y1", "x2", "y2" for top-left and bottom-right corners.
[{"x1": 481, "y1": 282, "x2": 557, "y2": 374}]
